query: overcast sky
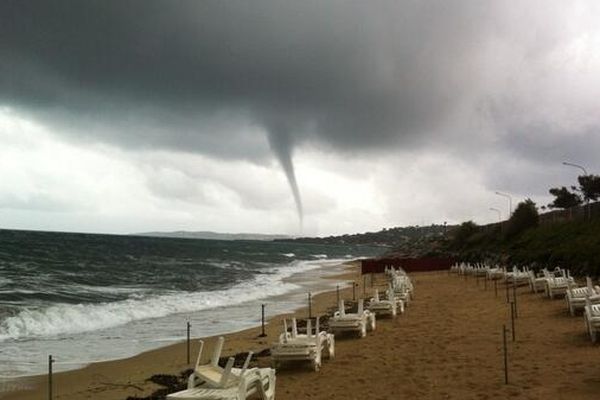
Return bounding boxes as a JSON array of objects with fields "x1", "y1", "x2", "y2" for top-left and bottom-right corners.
[{"x1": 1, "y1": 1, "x2": 599, "y2": 236}]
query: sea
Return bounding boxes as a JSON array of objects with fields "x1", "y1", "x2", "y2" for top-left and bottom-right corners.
[{"x1": 0, "y1": 229, "x2": 383, "y2": 379}]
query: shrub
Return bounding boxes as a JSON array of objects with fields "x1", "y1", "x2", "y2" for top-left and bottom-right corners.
[
  {"x1": 505, "y1": 199, "x2": 539, "y2": 238},
  {"x1": 548, "y1": 187, "x2": 582, "y2": 209},
  {"x1": 451, "y1": 221, "x2": 478, "y2": 248}
]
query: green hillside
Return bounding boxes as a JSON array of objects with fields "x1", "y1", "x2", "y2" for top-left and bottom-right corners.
[
  {"x1": 446, "y1": 218, "x2": 600, "y2": 277},
  {"x1": 278, "y1": 224, "x2": 450, "y2": 253}
]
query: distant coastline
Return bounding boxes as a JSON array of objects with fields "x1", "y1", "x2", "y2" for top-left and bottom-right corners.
[{"x1": 134, "y1": 230, "x2": 292, "y2": 241}]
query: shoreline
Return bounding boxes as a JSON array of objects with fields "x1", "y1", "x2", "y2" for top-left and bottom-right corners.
[
  {"x1": 4, "y1": 268, "x2": 600, "y2": 399},
  {"x1": 0, "y1": 261, "x2": 363, "y2": 400}
]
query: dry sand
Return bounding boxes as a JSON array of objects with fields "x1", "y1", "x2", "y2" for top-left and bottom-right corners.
[{"x1": 4, "y1": 268, "x2": 600, "y2": 400}]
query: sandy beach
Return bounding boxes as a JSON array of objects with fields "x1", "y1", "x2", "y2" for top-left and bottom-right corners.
[{"x1": 4, "y1": 267, "x2": 600, "y2": 400}]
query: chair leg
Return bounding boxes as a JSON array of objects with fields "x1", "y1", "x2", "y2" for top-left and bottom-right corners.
[{"x1": 360, "y1": 323, "x2": 367, "y2": 338}]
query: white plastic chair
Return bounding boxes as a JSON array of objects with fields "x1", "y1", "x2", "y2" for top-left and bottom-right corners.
[
  {"x1": 168, "y1": 337, "x2": 276, "y2": 400},
  {"x1": 271, "y1": 317, "x2": 334, "y2": 371},
  {"x1": 329, "y1": 299, "x2": 375, "y2": 338}
]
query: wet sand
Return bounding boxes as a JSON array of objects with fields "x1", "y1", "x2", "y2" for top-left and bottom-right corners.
[{"x1": 4, "y1": 269, "x2": 600, "y2": 399}]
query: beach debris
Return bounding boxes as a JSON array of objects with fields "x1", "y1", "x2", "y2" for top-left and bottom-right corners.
[
  {"x1": 217, "y1": 348, "x2": 271, "y2": 368},
  {"x1": 294, "y1": 315, "x2": 330, "y2": 332},
  {"x1": 99, "y1": 381, "x2": 144, "y2": 392},
  {"x1": 125, "y1": 369, "x2": 192, "y2": 400}
]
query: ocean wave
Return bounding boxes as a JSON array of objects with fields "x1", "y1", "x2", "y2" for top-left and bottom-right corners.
[
  {"x1": 0, "y1": 259, "x2": 326, "y2": 341},
  {"x1": 0, "y1": 277, "x2": 13, "y2": 286},
  {"x1": 71, "y1": 284, "x2": 149, "y2": 295},
  {"x1": 281, "y1": 253, "x2": 295, "y2": 257}
]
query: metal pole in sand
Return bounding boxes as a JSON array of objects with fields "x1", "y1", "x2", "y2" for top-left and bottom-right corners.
[
  {"x1": 48, "y1": 355, "x2": 54, "y2": 400},
  {"x1": 363, "y1": 275, "x2": 366, "y2": 297},
  {"x1": 513, "y1": 280, "x2": 518, "y2": 319},
  {"x1": 505, "y1": 280, "x2": 510, "y2": 303},
  {"x1": 336, "y1": 285, "x2": 340, "y2": 306},
  {"x1": 502, "y1": 325, "x2": 509, "y2": 384},
  {"x1": 352, "y1": 282, "x2": 356, "y2": 301},
  {"x1": 510, "y1": 302, "x2": 516, "y2": 342},
  {"x1": 308, "y1": 292, "x2": 312, "y2": 319},
  {"x1": 187, "y1": 321, "x2": 191, "y2": 364},
  {"x1": 259, "y1": 304, "x2": 267, "y2": 337}
]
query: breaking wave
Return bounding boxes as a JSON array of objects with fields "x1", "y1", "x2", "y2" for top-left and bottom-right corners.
[{"x1": 0, "y1": 260, "x2": 324, "y2": 341}]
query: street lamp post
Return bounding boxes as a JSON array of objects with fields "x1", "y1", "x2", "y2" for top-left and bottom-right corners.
[
  {"x1": 562, "y1": 161, "x2": 588, "y2": 176},
  {"x1": 490, "y1": 207, "x2": 503, "y2": 234},
  {"x1": 489, "y1": 207, "x2": 502, "y2": 222},
  {"x1": 495, "y1": 191, "x2": 513, "y2": 217},
  {"x1": 563, "y1": 161, "x2": 590, "y2": 220}
]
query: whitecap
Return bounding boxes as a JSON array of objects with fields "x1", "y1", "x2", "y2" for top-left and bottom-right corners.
[{"x1": 0, "y1": 259, "x2": 326, "y2": 341}]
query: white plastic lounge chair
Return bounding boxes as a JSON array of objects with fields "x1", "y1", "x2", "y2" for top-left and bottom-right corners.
[
  {"x1": 167, "y1": 368, "x2": 275, "y2": 400},
  {"x1": 473, "y1": 264, "x2": 488, "y2": 277},
  {"x1": 486, "y1": 266, "x2": 505, "y2": 281},
  {"x1": 392, "y1": 279, "x2": 412, "y2": 305},
  {"x1": 450, "y1": 263, "x2": 460, "y2": 274},
  {"x1": 367, "y1": 288, "x2": 397, "y2": 318},
  {"x1": 504, "y1": 267, "x2": 529, "y2": 286},
  {"x1": 270, "y1": 317, "x2": 334, "y2": 371},
  {"x1": 527, "y1": 268, "x2": 548, "y2": 294},
  {"x1": 546, "y1": 276, "x2": 570, "y2": 299},
  {"x1": 584, "y1": 297, "x2": 600, "y2": 343},
  {"x1": 389, "y1": 270, "x2": 413, "y2": 303},
  {"x1": 328, "y1": 299, "x2": 375, "y2": 338},
  {"x1": 566, "y1": 277, "x2": 600, "y2": 316},
  {"x1": 463, "y1": 263, "x2": 473, "y2": 276},
  {"x1": 541, "y1": 268, "x2": 574, "y2": 297},
  {"x1": 167, "y1": 337, "x2": 276, "y2": 400},
  {"x1": 545, "y1": 269, "x2": 574, "y2": 299}
]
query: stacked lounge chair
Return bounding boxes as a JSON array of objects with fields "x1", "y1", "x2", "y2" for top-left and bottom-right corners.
[
  {"x1": 527, "y1": 267, "x2": 549, "y2": 294},
  {"x1": 167, "y1": 337, "x2": 276, "y2": 400},
  {"x1": 504, "y1": 267, "x2": 530, "y2": 287},
  {"x1": 389, "y1": 268, "x2": 413, "y2": 304},
  {"x1": 328, "y1": 299, "x2": 375, "y2": 338},
  {"x1": 566, "y1": 277, "x2": 600, "y2": 316},
  {"x1": 543, "y1": 268, "x2": 574, "y2": 299},
  {"x1": 584, "y1": 297, "x2": 600, "y2": 343},
  {"x1": 271, "y1": 317, "x2": 334, "y2": 371},
  {"x1": 367, "y1": 287, "x2": 399, "y2": 318}
]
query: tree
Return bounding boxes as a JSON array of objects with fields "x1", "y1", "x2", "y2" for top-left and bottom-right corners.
[
  {"x1": 548, "y1": 187, "x2": 582, "y2": 209},
  {"x1": 451, "y1": 221, "x2": 478, "y2": 248},
  {"x1": 506, "y1": 198, "x2": 539, "y2": 237},
  {"x1": 578, "y1": 175, "x2": 600, "y2": 202}
]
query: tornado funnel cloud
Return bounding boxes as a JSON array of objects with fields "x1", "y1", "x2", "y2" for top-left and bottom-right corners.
[{"x1": 267, "y1": 129, "x2": 303, "y2": 229}]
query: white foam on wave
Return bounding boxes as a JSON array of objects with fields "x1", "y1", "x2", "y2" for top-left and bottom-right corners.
[
  {"x1": 281, "y1": 253, "x2": 295, "y2": 257},
  {"x1": 0, "y1": 259, "x2": 326, "y2": 341},
  {"x1": 72, "y1": 284, "x2": 149, "y2": 295},
  {"x1": 0, "y1": 277, "x2": 13, "y2": 286}
]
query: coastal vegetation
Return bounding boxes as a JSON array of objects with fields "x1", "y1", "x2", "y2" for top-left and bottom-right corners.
[
  {"x1": 279, "y1": 224, "x2": 450, "y2": 256},
  {"x1": 444, "y1": 173, "x2": 600, "y2": 276},
  {"x1": 446, "y1": 203, "x2": 600, "y2": 275},
  {"x1": 284, "y1": 174, "x2": 600, "y2": 276}
]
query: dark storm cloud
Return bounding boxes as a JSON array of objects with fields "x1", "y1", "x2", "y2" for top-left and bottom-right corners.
[
  {"x1": 1, "y1": 0, "x2": 598, "y2": 213},
  {"x1": 0, "y1": 1, "x2": 500, "y2": 152}
]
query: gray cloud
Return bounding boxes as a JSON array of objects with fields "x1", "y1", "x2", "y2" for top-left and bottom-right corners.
[
  {"x1": 2, "y1": 0, "x2": 599, "y2": 221},
  {"x1": 0, "y1": 1, "x2": 498, "y2": 149}
]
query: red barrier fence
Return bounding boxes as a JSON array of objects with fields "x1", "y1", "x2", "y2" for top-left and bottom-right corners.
[{"x1": 361, "y1": 257, "x2": 455, "y2": 274}]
